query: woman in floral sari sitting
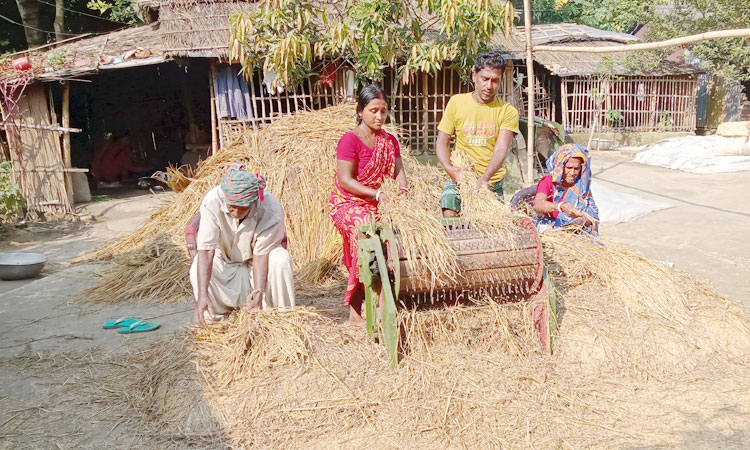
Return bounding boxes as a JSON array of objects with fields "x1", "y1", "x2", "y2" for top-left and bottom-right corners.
[
  {"x1": 329, "y1": 85, "x2": 408, "y2": 325},
  {"x1": 533, "y1": 143, "x2": 599, "y2": 235}
]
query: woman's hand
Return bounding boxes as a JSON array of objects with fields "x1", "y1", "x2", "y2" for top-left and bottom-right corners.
[
  {"x1": 398, "y1": 186, "x2": 409, "y2": 196},
  {"x1": 561, "y1": 203, "x2": 583, "y2": 218},
  {"x1": 377, "y1": 192, "x2": 391, "y2": 203}
]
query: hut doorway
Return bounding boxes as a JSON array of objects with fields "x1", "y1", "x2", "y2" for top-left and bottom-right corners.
[{"x1": 48, "y1": 59, "x2": 211, "y2": 196}]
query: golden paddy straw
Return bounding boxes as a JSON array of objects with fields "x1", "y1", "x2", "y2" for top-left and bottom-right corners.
[
  {"x1": 14, "y1": 109, "x2": 750, "y2": 449},
  {"x1": 82, "y1": 105, "x2": 516, "y2": 304},
  {"x1": 12, "y1": 269, "x2": 750, "y2": 449},
  {"x1": 450, "y1": 148, "x2": 520, "y2": 243}
]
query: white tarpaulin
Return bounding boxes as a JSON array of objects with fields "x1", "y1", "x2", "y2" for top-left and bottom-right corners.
[
  {"x1": 633, "y1": 136, "x2": 750, "y2": 174},
  {"x1": 591, "y1": 180, "x2": 673, "y2": 224}
]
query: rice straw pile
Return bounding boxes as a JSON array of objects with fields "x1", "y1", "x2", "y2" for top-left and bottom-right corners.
[
  {"x1": 84, "y1": 233, "x2": 191, "y2": 304},
  {"x1": 14, "y1": 108, "x2": 749, "y2": 448},
  {"x1": 12, "y1": 269, "x2": 750, "y2": 448},
  {"x1": 82, "y1": 105, "x2": 520, "y2": 304},
  {"x1": 450, "y1": 148, "x2": 521, "y2": 243}
]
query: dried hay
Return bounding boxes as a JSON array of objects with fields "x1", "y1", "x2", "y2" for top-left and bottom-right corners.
[
  {"x1": 11, "y1": 271, "x2": 750, "y2": 448},
  {"x1": 156, "y1": 165, "x2": 194, "y2": 193},
  {"x1": 450, "y1": 148, "x2": 521, "y2": 243},
  {"x1": 82, "y1": 104, "x2": 522, "y2": 304},
  {"x1": 83, "y1": 234, "x2": 192, "y2": 304}
]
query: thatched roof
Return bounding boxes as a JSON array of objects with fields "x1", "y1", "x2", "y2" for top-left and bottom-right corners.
[
  {"x1": 493, "y1": 24, "x2": 699, "y2": 77},
  {"x1": 157, "y1": 0, "x2": 257, "y2": 56},
  {"x1": 1, "y1": 23, "x2": 167, "y2": 82}
]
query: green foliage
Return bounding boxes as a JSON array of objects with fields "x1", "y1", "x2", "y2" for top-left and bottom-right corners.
[
  {"x1": 512, "y1": 0, "x2": 643, "y2": 32},
  {"x1": 43, "y1": 50, "x2": 67, "y2": 68},
  {"x1": 0, "y1": 162, "x2": 25, "y2": 219},
  {"x1": 627, "y1": 0, "x2": 750, "y2": 82},
  {"x1": 87, "y1": 0, "x2": 142, "y2": 25},
  {"x1": 657, "y1": 111, "x2": 673, "y2": 132},
  {"x1": 605, "y1": 109, "x2": 624, "y2": 123},
  {"x1": 229, "y1": 0, "x2": 515, "y2": 89}
]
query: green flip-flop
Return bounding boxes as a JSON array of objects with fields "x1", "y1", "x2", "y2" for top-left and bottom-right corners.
[
  {"x1": 103, "y1": 317, "x2": 143, "y2": 329},
  {"x1": 117, "y1": 319, "x2": 160, "y2": 334}
]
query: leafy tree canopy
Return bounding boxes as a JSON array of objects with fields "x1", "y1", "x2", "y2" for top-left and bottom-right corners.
[
  {"x1": 520, "y1": 0, "x2": 749, "y2": 82},
  {"x1": 1, "y1": 0, "x2": 140, "y2": 54},
  {"x1": 513, "y1": 0, "x2": 644, "y2": 32},
  {"x1": 228, "y1": 0, "x2": 515, "y2": 89},
  {"x1": 635, "y1": 0, "x2": 750, "y2": 82}
]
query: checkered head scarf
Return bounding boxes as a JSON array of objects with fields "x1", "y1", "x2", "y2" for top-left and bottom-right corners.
[{"x1": 220, "y1": 163, "x2": 266, "y2": 206}]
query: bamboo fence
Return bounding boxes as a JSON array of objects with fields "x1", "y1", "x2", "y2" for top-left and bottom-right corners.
[
  {"x1": 561, "y1": 76, "x2": 698, "y2": 133},
  {"x1": 0, "y1": 83, "x2": 73, "y2": 215}
]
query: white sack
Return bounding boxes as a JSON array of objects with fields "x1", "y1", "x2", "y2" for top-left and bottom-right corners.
[{"x1": 633, "y1": 135, "x2": 750, "y2": 173}]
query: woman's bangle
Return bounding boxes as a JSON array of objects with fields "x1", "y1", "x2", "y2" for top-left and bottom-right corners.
[
  {"x1": 399, "y1": 186, "x2": 410, "y2": 193},
  {"x1": 375, "y1": 189, "x2": 383, "y2": 201},
  {"x1": 186, "y1": 243, "x2": 196, "y2": 250},
  {"x1": 557, "y1": 202, "x2": 565, "y2": 213}
]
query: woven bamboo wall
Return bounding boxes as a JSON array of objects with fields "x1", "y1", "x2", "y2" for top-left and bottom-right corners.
[
  {"x1": 3, "y1": 84, "x2": 72, "y2": 215},
  {"x1": 159, "y1": 1, "x2": 246, "y2": 53},
  {"x1": 219, "y1": 63, "x2": 524, "y2": 153},
  {"x1": 561, "y1": 76, "x2": 698, "y2": 133},
  {"x1": 218, "y1": 68, "x2": 346, "y2": 147}
]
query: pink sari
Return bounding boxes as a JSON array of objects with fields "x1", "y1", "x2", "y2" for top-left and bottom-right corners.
[{"x1": 329, "y1": 131, "x2": 397, "y2": 305}]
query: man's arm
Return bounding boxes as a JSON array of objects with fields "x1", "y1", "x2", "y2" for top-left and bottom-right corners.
[
  {"x1": 194, "y1": 249, "x2": 215, "y2": 326},
  {"x1": 436, "y1": 131, "x2": 462, "y2": 182},
  {"x1": 248, "y1": 253, "x2": 269, "y2": 309},
  {"x1": 477, "y1": 129, "x2": 515, "y2": 189}
]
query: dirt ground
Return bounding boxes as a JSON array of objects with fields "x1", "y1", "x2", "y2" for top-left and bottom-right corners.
[
  {"x1": 1, "y1": 153, "x2": 749, "y2": 448},
  {"x1": 591, "y1": 151, "x2": 750, "y2": 310}
]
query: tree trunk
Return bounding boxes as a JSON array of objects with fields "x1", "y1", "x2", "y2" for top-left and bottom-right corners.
[
  {"x1": 15, "y1": 0, "x2": 46, "y2": 47},
  {"x1": 54, "y1": 0, "x2": 65, "y2": 42}
]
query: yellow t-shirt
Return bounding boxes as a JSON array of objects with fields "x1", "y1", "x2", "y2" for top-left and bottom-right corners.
[{"x1": 437, "y1": 93, "x2": 520, "y2": 185}]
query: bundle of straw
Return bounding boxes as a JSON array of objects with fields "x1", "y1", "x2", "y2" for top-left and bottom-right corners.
[
  {"x1": 450, "y1": 149, "x2": 520, "y2": 244},
  {"x1": 82, "y1": 234, "x2": 192, "y2": 304}
]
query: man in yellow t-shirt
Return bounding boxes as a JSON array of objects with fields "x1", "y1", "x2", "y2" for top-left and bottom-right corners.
[{"x1": 436, "y1": 51, "x2": 520, "y2": 217}]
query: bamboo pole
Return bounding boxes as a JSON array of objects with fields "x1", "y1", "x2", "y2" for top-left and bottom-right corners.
[
  {"x1": 209, "y1": 60, "x2": 218, "y2": 155},
  {"x1": 62, "y1": 83, "x2": 72, "y2": 168},
  {"x1": 534, "y1": 28, "x2": 750, "y2": 53},
  {"x1": 422, "y1": 71, "x2": 429, "y2": 153},
  {"x1": 0, "y1": 122, "x2": 81, "y2": 133},
  {"x1": 62, "y1": 81, "x2": 74, "y2": 205},
  {"x1": 523, "y1": 0, "x2": 535, "y2": 186}
]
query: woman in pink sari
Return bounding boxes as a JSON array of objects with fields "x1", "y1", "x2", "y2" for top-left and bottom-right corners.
[{"x1": 329, "y1": 85, "x2": 408, "y2": 325}]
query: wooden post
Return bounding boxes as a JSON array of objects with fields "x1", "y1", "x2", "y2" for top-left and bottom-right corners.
[
  {"x1": 62, "y1": 82, "x2": 74, "y2": 206},
  {"x1": 422, "y1": 71, "x2": 429, "y2": 154},
  {"x1": 523, "y1": 0, "x2": 535, "y2": 186},
  {"x1": 533, "y1": 28, "x2": 750, "y2": 53},
  {"x1": 209, "y1": 60, "x2": 218, "y2": 155}
]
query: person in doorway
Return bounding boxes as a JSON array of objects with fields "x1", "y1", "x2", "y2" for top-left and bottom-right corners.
[
  {"x1": 436, "y1": 51, "x2": 520, "y2": 217},
  {"x1": 532, "y1": 143, "x2": 599, "y2": 235},
  {"x1": 90, "y1": 134, "x2": 147, "y2": 185},
  {"x1": 192, "y1": 163, "x2": 296, "y2": 326},
  {"x1": 329, "y1": 84, "x2": 408, "y2": 325}
]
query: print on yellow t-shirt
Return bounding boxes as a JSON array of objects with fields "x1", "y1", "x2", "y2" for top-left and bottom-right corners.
[{"x1": 437, "y1": 93, "x2": 520, "y2": 185}]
